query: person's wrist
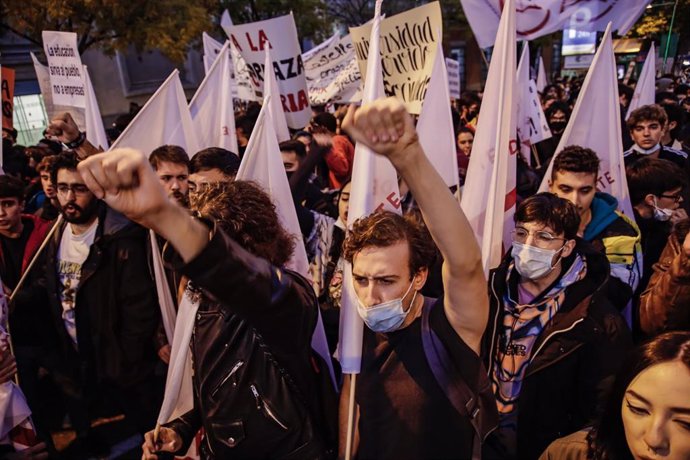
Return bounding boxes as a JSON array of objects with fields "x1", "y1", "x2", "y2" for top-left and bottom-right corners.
[{"x1": 63, "y1": 131, "x2": 86, "y2": 149}]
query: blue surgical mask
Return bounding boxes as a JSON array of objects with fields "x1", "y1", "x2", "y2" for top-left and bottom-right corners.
[
  {"x1": 511, "y1": 242, "x2": 565, "y2": 280},
  {"x1": 652, "y1": 197, "x2": 673, "y2": 222},
  {"x1": 355, "y1": 280, "x2": 417, "y2": 333}
]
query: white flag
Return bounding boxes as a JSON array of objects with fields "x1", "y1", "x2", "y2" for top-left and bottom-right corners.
[
  {"x1": 626, "y1": 43, "x2": 656, "y2": 120},
  {"x1": 263, "y1": 47, "x2": 291, "y2": 143},
  {"x1": 537, "y1": 55, "x2": 547, "y2": 93},
  {"x1": 516, "y1": 45, "x2": 551, "y2": 165},
  {"x1": 83, "y1": 66, "x2": 109, "y2": 150},
  {"x1": 460, "y1": 0, "x2": 518, "y2": 275},
  {"x1": 417, "y1": 39, "x2": 460, "y2": 189},
  {"x1": 109, "y1": 70, "x2": 200, "y2": 156},
  {"x1": 339, "y1": 0, "x2": 402, "y2": 374},
  {"x1": 461, "y1": 0, "x2": 651, "y2": 49},
  {"x1": 190, "y1": 41, "x2": 239, "y2": 153},
  {"x1": 31, "y1": 52, "x2": 86, "y2": 130},
  {"x1": 538, "y1": 23, "x2": 635, "y2": 219}
]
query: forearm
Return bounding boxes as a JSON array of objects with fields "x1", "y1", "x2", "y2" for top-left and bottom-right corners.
[
  {"x1": 147, "y1": 204, "x2": 209, "y2": 264},
  {"x1": 74, "y1": 140, "x2": 103, "y2": 160}
]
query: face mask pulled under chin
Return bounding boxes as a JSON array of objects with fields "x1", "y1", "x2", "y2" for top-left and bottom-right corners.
[
  {"x1": 511, "y1": 241, "x2": 565, "y2": 280},
  {"x1": 653, "y1": 197, "x2": 674, "y2": 222},
  {"x1": 355, "y1": 280, "x2": 417, "y2": 333}
]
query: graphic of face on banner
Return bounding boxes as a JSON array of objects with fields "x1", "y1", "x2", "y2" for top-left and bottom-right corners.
[
  {"x1": 350, "y1": 2, "x2": 442, "y2": 114},
  {"x1": 303, "y1": 34, "x2": 362, "y2": 105},
  {"x1": 228, "y1": 13, "x2": 310, "y2": 129},
  {"x1": 445, "y1": 58, "x2": 461, "y2": 100},
  {"x1": 1, "y1": 67, "x2": 15, "y2": 131},
  {"x1": 42, "y1": 31, "x2": 86, "y2": 108}
]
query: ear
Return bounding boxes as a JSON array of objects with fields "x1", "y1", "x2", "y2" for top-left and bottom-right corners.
[
  {"x1": 18, "y1": 200, "x2": 25, "y2": 213},
  {"x1": 643, "y1": 193, "x2": 657, "y2": 208},
  {"x1": 561, "y1": 238, "x2": 577, "y2": 258},
  {"x1": 669, "y1": 121, "x2": 678, "y2": 131},
  {"x1": 413, "y1": 267, "x2": 429, "y2": 291}
]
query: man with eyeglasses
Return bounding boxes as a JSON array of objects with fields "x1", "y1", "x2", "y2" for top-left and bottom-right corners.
[
  {"x1": 483, "y1": 193, "x2": 632, "y2": 460},
  {"x1": 548, "y1": 146, "x2": 642, "y2": 311},
  {"x1": 36, "y1": 152, "x2": 162, "y2": 457}
]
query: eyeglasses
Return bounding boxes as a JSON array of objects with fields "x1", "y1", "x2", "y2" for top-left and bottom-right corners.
[
  {"x1": 511, "y1": 227, "x2": 565, "y2": 248},
  {"x1": 56, "y1": 184, "x2": 90, "y2": 196},
  {"x1": 659, "y1": 193, "x2": 683, "y2": 203}
]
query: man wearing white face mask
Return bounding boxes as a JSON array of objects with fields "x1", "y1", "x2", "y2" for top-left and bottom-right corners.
[
  {"x1": 483, "y1": 193, "x2": 632, "y2": 460},
  {"x1": 339, "y1": 98, "x2": 496, "y2": 460},
  {"x1": 627, "y1": 157, "x2": 688, "y2": 301}
]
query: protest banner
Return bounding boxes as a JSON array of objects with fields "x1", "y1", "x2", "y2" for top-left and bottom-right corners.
[
  {"x1": 42, "y1": 31, "x2": 86, "y2": 108},
  {"x1": 30, "y1": 52, "x2": 86, "y2": 130},
  {"x1": 226, "y1": 13, "x2": 310, "y2": 128},
  {"x1": 445, "y1": 58, "x2": 461, "y2": 100},
  {"x1": 516, "y1": 45, "x2": 551, "y2": 165},
  {"x1": 304, "y1": 33, "x2": 362, "y2": 105},
  {"x1": 220, "y1": 11, "x2": 259, "y2": 101},
  {"x1": 1, "y1": 67, "x2": 15, "y2": 131},
  {"x1": 350, "y1": 1, "x2": 442, "y2": 114},
  {"x1": 461, "y1": 0, "x2": 517, "y2": 274},
  {"x1": 461, "y1": 0, "x2": 651, "y2": 49}
]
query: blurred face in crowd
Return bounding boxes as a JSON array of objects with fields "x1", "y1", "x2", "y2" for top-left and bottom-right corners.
[
  {"x1": 631, "y1": 120, "x2": 664, "y2": 150},
  {"x1": 338, "y1": 181, "x2": 351, "y2": 224},
  {"x1": 188, "y1": 169, "x2": 232, "y2": 204},
  {"x1": 155, "y1": 161, "x2": 189, "y2": 206},
  {"x1": 548, "y1": 110, "x2": 568, "y2": 135},
  {"x1": 457, "y1": 132, "x2": 474, "y2": 156},
  {"x1": 549, "y1": 171, "x2": 597, "y2": 217},
  {"x1": 39, "y1": 170, "x2": 56, "y2": 199},
  {"x1": 0, "y1": 197, "x2": 24, "y2": 236},
  {"x1": 281, "y1": 150, "x2": 301, "y2": 173},
  {"x1": 622, "y1": 360, "x2": 690, "y2": 460},
  {"x1": 56, "y1": 168, "x2": 98, "y2": 224}
]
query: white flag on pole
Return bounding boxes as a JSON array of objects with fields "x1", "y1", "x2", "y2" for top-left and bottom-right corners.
[
  {"x1": 538, "y1": 23, "x2": 634, "y2": 219},
  {"x1": 417, "y1": 39, "x2": 460, "y2": 189},
  {"x1": 83, "y1": 65, "x2": 109, "y2": 150},
  {"x1": 516, "y1": 45, "x2": 551, "y2": 165},
  {"x1": 537, "y1": 55, "x2": 548, "y2": 93},
  {"x1": 460, "y1": 0, "x2": 518, "y2": 275},
  {"x1": 263, "y1": 47, "x2": 291, "y2": 143},
  {"x1": 339, "y1": 0, "x2": 402, "y2": 374},
  {"x1": 202, "y1": 32, "x2": 223, "y2": 75},
  {"x1": 190, "y1": 41, "x2": 239, "y2": 153},
  {"x1": 626, "y1": 43, "x2": 656, "y2": 120},
  {"x1": 109, "y1": 70, "x2": 200, "y2": 156}
]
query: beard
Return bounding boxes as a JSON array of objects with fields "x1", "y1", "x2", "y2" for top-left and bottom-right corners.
[{"x1": 60, "y1": 200, "x2": 98, "y2": 224}]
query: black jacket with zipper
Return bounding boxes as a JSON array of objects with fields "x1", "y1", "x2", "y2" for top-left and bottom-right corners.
[
  {"x1": 482, "y1": 241, "x2": 632, "y2": 460},
  {"x1": 164, "y1": 227, "x2": 336, "y2": 460}
]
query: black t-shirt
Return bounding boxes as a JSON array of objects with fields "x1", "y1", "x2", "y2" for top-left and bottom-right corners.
[
  {"x1": 0, "y1": 219, "x2": 34, "y2": 289},
  {"x1": 356, "y1": 296, "x2": 481, "y2": 460}
]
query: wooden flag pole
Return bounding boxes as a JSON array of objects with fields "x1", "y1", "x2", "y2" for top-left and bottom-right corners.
[{"x1": 344, "y1": 373, "x2": 357, "y2": 460}]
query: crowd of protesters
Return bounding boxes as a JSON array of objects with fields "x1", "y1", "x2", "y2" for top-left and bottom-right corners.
[{"x1": 0, "y1": 70, "x2": 688, "y2": 460}]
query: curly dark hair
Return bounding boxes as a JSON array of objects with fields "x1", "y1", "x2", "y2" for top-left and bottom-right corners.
[
  {"x1": 191, "y1": 180, "x2": 295, "y2": 267},
  {"x1": 626, "y1": 104, "x2": 668, "y2": 131},
  {"x1": 343, "y1": 210, "x2": 438, "y2": 279},
  {"x1": 515, "y1": 192, "x2": 581, "y2": 240},
  {"x1": 50, "y1": 151, "x2": 80, "y2": 186},
  {"x1": 552, "y1": 145, "x2": 600, "y2": 179}
]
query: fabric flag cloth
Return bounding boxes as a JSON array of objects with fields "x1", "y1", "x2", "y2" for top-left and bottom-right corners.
[
  {"x1": 190, "y1": 41, "x2": 239, "y2": 153},
  {"x1": 202, "y1": 32, "x2": 223, "y2": 75},
  {"x1": 109, "y1": 70, "x2": 200, "y2": 156},
  {"x1": 236, "y1": 100, "x2": 335, "y2": 386},
  {"x1": 31, "y1": 52, "x2": 86, "y2": 130},
  {"x1": 626, "y1": 43, "x2": 656, "y2": 120},
  {"x1": 417, "y1": 38, "x2": 460, "y2": 189},
  {"x1": 461, "y1": 0, "x2": 651, "y2": 49},
  {"x1": 538, "y1": 23, "x2": 635, "y2": 220},
  {"x1": 83, "y1": 66, "x2": 109, "y2": 150},
  {"x1": 516, "y1": 44, "x2": 551, "y2": 166},
  {"x1": 537, "y1": 56, "x2": 547, "y2": 93},
  {"x1": 460, "y1": 0, "x2": 517, "y2": 275},
  {"x1": 338, "y1": 0, "x2": 402, "y2": 374},
  {"x1": 263, "y1": 48, "x2": 291, "y2": 143}
]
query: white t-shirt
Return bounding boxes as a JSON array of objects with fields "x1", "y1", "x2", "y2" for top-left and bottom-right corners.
[{"x1": 57, "y1": 220, "x2": 98, "y2": 348}]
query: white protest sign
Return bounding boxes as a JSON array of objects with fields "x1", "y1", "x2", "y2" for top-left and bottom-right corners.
[
  {"x1": 350, "y1": 1, "x2": 442, "y2": 114},
  {"x1": 446, "y1": 58, "x2": 461, "y2": 99},
  {"x1": 227, "y1": 13, "x2": 310, "y2": 128},
  {"x1": 42, "y1": 31, "x2": 85, "y2": 108},
  {"x1": 303, "y1": 34, "x2": 362, "y2": 105},
  {"x1": 31, "y1": 52, "x2": 86, "y2": 129}
]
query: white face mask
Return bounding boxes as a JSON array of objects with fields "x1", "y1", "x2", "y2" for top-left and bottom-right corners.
[
  {"x1": 652, "y1": 197, "x2": 673, "y2": 222},
  {"x1": 355, "y1": 279, "x2": 417, "y2": 333},
  {"x1": 631, "y1": 143, "x2": 661, "y2": 155},
  {"x1": 511, "y1": 241, "x2": 565, "y2": 280}
]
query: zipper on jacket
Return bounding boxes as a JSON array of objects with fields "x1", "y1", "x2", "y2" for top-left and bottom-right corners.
[
  {"x1": 211, "y1": 360, "x2": 244, "y2": 398},
  {"x1": 250, "y1": 384, "x2": 288, "y2": 430},
  {"x1": 528, "y1": 318, "x2": 585, "y2": 366}
]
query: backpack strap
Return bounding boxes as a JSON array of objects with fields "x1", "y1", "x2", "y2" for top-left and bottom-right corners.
[{"x1": 421, "y1": 299, "x2": 498, "y2": 460}]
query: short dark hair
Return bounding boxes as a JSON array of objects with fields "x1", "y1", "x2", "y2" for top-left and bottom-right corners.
[
  {"x1": 457, "y1": 127, "x2": 474, "y2": 137},
  {"x1": 660, "y1": 102, "x2": 687, "y2": 140},
  {"x1": 655, "y1": 91, "x2": 677, "y2": 104},
  {"x1": 312, "y1": 112, "x2": 338, "y2": 134},
  {"x1": 149, "y1": 145, "x2": 189, "y2": 170},
  {"x1": 545, "y1": 101, "x2": 571, "y2": 120},
  {"x1": 36, "y1": 155, "x2": 59, "y2": 174},
  {"x1": 190, "y1": 148, "x2": 241, "y2": 176},
  {"x1": 191, "y1": 180, "x2": 295, "y2": 267},
  {"x1": 0, "y1": 175, "x2": 25, "y2": 201},
  {"x1": 50, "y1": 151, "x2": 80, "y2": 186},
  {"x1": 627, "y1": 104, "x2": 667, "y2": 131},
  {"x1": 235, "y1": 115, "x2": 256, "y2": 137},
  {"x1": 618, "y1": 83, "x2": 634, "y2": 103},
  {"x1": 343, "y1": 211, "x2": 438, "y2": 278},
  {"x1": 279, "y1": 140, "x2": 307, "y2": 158},
  {"x1": 514, "y1": 193, "x2": 580, "y2": 240},
  {"x1": 626, "y1": 157, "x2": 687, "y2": 205},
  {"x1": 551, "y1": 145, "x2": 600, "y2": 180},
  {"x1": 293, "y1": 130, "x2": 312, "y2": 142}
]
